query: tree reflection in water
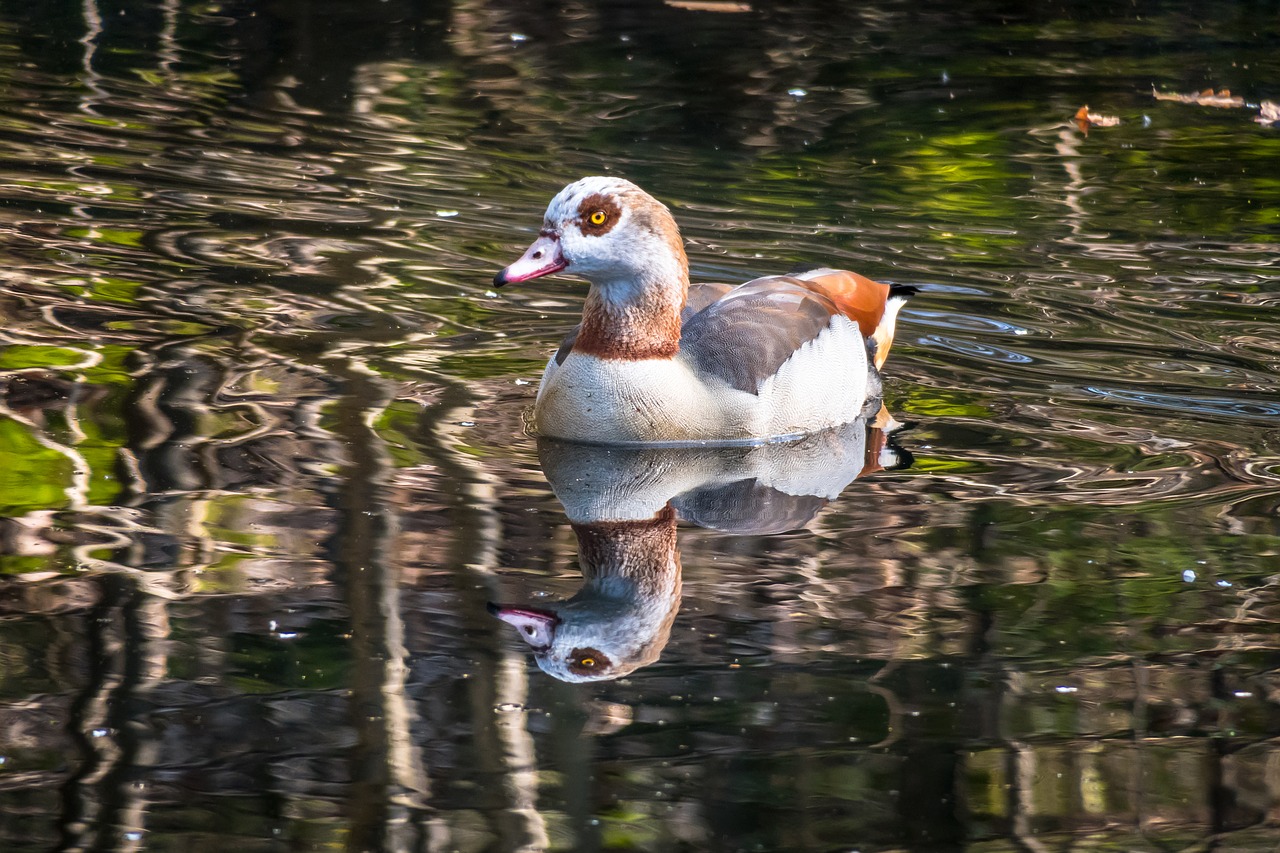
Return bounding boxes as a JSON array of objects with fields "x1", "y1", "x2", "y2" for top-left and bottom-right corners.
[{"x1": 0, "y1": 0, "x2": 1277, "y2": 851}]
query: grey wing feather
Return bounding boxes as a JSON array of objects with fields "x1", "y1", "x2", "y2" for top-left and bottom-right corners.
[
  {"x1": 683, "y1": 282, "x2": 735, "y2": 317},
  {"x1": 553, "y1": 325, "x2": 580, "y2": 366},
  {"x1": 679, "y1": 277, "x2": 838, "y2": 394},
  {"x1": 672, "y1": 479, "x2": 828, "y2": 534}
]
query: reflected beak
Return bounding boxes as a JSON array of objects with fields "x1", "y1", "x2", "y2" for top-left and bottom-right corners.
[
  {"x1": 494, "y1": 234, "x2": 566, "y2": 287},
  {"x1": 488, "y1": 603, "x2": 560, "y2": 650}
]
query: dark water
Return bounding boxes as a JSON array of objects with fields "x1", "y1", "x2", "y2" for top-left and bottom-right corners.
[{"x1": 1, "y1": 0, "x2": 1279, "y2": 850}]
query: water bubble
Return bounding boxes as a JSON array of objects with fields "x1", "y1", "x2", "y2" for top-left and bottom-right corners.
[
  {"x1": 435, "y1": 210, "x2": 459, "y2": 218},
  {"x1": 788, "y1": 88, "x2": 807, "y2": 97},
  {"x1": 1215, "y1": 579, "x2": 1233, "y2": 588},
  {"x1": 1055, "y1": 686, "x2": 1078, "y2": 694},
  {"x1": 1182, "y1": 569, "x2": 1197, "y2": 583},
  {"x1": 510, "y1": 33, "x2": 528, "y2": 43}
]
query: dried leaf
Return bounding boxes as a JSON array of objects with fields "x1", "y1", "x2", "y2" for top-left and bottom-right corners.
[
  {"x1": 1152, "y1": 87, "x2": 1245, "y2": 108},
  {"x1": 1256, "y1": 100, "x2": 1280, "y2": 126},
  {"x1": 1074, "y1": 105, "x2": 1121, "y2": 133},
  {"x1": 663, "y1": 0, "x2": 751, "y2": 10}
]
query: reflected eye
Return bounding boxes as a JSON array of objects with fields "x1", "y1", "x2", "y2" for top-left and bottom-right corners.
[
  {"x1": 589, "y1": 210, "x2": 607, "y2": 226},
  {"x1": 568, "y1": 646, "x2": 610, "y2": 675}
]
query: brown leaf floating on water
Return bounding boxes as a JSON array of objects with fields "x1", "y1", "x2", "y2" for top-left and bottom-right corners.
[
  {"x1": 1152, "y1": 86, "x2": 1246, "y2": 108},
  {"x1": 1256, "y1": 100, "x2": 1280, "y2": 126},
  {"x1": 664, "y1": 0, "x2": 751, "y2": 10},
  {"x1": 1074, "y1": 105, "x2": 1121, "y2": 134}
]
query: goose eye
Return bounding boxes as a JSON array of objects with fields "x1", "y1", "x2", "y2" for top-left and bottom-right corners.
[
  {"x1": 589, "y1": 210, "x2": 607, "y2": 226},
  {"x1": 569, "y1": 647, "x2": 609, "y2": 675}
]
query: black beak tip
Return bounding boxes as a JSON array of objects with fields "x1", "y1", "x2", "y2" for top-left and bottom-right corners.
[
  {"x1": 486, "y1": 601, "x2": 501, "y2": 616},
  {"x1": 492, "y1": 270, "x2": 508, "y2": 288}
]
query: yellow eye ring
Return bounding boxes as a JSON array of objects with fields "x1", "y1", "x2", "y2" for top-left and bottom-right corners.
[
  {"x1": 580, "y1": 657, "x2": 596, "y2": 667},
  {"x1": 589, "y1": 211, "x2": 607, "y2": 226}
]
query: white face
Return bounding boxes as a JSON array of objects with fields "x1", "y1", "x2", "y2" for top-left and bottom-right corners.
[
  {"x1": 494, "y1": 176, "x2": 685, "y2": 293},
  {"x1": 543, "y1": 176, "x2": 644, "y2": 282},
  {"x1": 492, "y1": 599, "x2": 645, "y2": 683},
  {"x1": 529, "y1": 600, "x2": 669, "y2": 684}
]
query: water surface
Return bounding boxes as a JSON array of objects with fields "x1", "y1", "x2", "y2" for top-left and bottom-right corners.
[{"x1": 1, "y1": 1, "x2": 1278, "y2": 850}]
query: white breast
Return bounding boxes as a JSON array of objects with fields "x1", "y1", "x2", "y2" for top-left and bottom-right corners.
[
  {"x1": 534, "y1": 315, "x2": 875, "y2": 444},
  {"x1": 536, "y1": 355, "x2": 747, "y2": 442}
]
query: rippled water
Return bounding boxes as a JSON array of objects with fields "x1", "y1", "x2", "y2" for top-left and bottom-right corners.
[{"x1": 1, "y1": 1, "x2": 1279, "y2": 850}]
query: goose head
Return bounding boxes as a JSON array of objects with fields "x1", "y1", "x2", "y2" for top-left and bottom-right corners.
[
  {"x1": 490, "y1": 510, "x2": 682, "y2": 683},
  {"x1": 494, "y1": 176, "x2": 689, "y2": 294}
]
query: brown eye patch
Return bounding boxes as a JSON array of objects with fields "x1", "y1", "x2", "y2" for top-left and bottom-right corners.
[
  {"x1": 577, "y1": 193, "x2": 621, "y2": 236},
  {"x1": 568, "y1": 647, "x2": 612, "y2": 675}
]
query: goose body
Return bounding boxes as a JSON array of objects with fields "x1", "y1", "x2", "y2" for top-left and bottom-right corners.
[{"x1": 495, "y1": 177, "x2": 911, "y2": 444}]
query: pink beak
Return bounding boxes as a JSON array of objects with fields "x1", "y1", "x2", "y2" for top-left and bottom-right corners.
[
  {"x1": 488, "y1": 603, "x2": 560, "y2": 650},
  {"x1": 494, "y1": 233, "x2": 567, "y2": 287}
]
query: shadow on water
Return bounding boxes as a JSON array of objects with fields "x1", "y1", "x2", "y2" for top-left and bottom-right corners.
[{"x1": 0, "y1": 0, "x2": 1277, "y2": 851}]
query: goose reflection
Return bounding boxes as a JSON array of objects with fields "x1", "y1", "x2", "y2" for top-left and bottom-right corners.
[{"x1": 491, "y1": 418, "x2": 907, "y2": 682}]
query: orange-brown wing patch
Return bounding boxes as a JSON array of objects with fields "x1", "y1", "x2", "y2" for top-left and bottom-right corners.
[{"x1": 793, "y1": 269, "x2": 890, "y2": 337}]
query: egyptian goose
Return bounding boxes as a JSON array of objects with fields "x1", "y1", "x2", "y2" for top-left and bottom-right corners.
[
  {"x1": 491, "y1": 420, "x2": 905, "y2": 682},
  {"x1": 495, "y1": 177, "x2": 913, "y2": 444}
]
